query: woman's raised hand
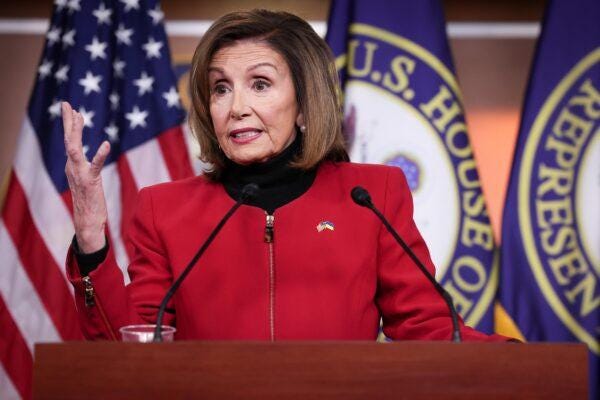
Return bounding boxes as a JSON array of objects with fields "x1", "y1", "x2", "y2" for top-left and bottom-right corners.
[{"x1": 62, "y1": 101, "x2": 111, "y2": 254}]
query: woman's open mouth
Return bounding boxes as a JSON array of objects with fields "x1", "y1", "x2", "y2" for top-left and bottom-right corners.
[{"x1": 230, "y1": 128, "x2": 263, "y2": 143}]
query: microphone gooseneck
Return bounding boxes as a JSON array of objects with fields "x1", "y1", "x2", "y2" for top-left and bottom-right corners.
[
  {"x1": 351, "y1": 185, "x2": 462, "y2": 343},
  {"x1": 152, "y1": 183, "x2": 259, "y2": 342}
]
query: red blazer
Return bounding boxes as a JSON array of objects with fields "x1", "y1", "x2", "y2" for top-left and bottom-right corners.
[{"x1": 67, "y1": 162, "x2": 508, "y2": 341}]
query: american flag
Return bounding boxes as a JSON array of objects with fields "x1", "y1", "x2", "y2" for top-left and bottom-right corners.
[{"x1": 0, "y1": 0, "x2": 194, "y2": 398}]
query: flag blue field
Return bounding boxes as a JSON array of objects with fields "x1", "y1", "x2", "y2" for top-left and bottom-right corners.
[
  {"x1": 326, "y1": 0, "x2": 499, "y2": 336},
  {"x1": 499, "y1": 0, "x2": 599, "y2": 398}
]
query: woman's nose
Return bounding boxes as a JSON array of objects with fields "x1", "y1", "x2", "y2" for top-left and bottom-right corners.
[{"x1": 230, "y1": 89, "x2": 251, "y2": 119}]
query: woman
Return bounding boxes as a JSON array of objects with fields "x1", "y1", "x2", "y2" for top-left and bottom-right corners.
[{"x1": 63, "y1": 10, "x2": 509, "y2": 341}]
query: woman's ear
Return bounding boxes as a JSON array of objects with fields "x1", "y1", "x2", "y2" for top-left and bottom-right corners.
[{"x1": 296, "y1": 112, "x2": 305, "y2": 129}]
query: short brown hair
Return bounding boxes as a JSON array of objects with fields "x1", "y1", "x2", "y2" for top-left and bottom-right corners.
[{"x1": 188, "y1": 9, "x2": 348, "y2": 180}]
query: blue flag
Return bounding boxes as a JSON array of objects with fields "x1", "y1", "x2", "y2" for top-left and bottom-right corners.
[
  {"x1": 326, "y1": 0, "x2": 498, "y2": 335},
  {"x1": 499, "y1": 0, "x2": 599, "y2": 398}
]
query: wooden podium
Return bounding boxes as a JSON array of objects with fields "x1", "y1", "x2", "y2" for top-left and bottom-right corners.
[{"x1": 33, "y1": 341, "x2": 587, "y2": 399}]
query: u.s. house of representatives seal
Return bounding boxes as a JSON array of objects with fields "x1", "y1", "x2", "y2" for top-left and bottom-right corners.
[
  {"x1": 518, "y1": 48, "x2": 600, "y2": 353},
  {"x1": 336, "y1": 23, "x2": 498, "y2": 328}
]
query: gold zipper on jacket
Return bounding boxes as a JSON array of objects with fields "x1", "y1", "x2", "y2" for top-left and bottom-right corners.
[
  {"x1": 82, "y1": 276, "x2": 118, "y2": 341},
  {"x1": 264, "y1": 213, "x2": 275, "y2": 341},
  {"x1": 82, "y1": 276, "x2": 96, "y2": 307}
]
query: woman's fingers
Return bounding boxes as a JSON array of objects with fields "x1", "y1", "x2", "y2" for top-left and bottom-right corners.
[
  {"x1": 61, "y1": 102, "x2": 73, "y2": 138},
  {"x1": 90, "y1": 141, "x2": 111, "y2": 176},
  {"x1": 63, "y1": 102, "x2": 111, "y2": 180},
  {"x1": 64, "y1": 106, "x2": 100, "y2": 172},
  {"x1": 63, "y1": 102, "x2": 87, "y2": 164}
]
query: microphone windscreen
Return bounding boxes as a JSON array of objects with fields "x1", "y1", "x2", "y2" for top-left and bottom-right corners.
[
  {"x1": 351, "y1": 186, "x2": 372, "y2": 207},
  {"x1": 241, "y1": 183, "x2": 260, "y2": 202}
]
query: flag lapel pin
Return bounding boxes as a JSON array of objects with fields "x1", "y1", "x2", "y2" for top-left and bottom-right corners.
[{"x1": 316, "y1": 221, "x2": 335, "y2": 232}]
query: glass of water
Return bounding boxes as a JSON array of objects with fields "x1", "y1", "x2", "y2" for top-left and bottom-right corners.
[{"x1": 119, "y1": 324, "x2": 176, "y2": 342}]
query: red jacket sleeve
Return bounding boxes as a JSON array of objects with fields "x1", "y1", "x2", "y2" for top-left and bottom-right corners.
[
  {"x1": 375, "y1": 167, "x2": 509, "y2": 341},
  {"x1": 66, "y1": 187, "x2": 174, "y2": 340}
]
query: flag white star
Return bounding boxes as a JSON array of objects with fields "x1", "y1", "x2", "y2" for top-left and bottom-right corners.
[
  {"x1": 54, "y1": 64, "x2": 69, "y2": 83},
  {"x1": 125, "y1": 106, "x2": 148, "y2": 129},
  {"x1": 133, "y1": 71, "x2": 154, "y2": 96},
  {"x1": 78, "y1": 71, "x2": 102, "y2": 95},
  {"x1": 115, "y1": 23, "x2": 133, "y2": 45},
  {"x1": 142, "y1": 37, "x2": 163, "y2": 59},
  {"x1": 46, "y1": 26, "x2": 61, "y2": 46},
  {"x1": 54, "y1": 0, "x2": 68, "y2": 11},
  {"x1": 109, "y1": 91, "x2": 120, "y2": 110},
  {"x1": 38, "y1": 59, "x2": 53, "y2": 79},
  {"x1": 162, "y1": 87, "x2": 181, "y2": 108},
  {"x1": 67, "y1": 0, "x2": 81, "y2": 13},
  {"x1": 93, "y1": 3, "x2": 112, "y2": 25},
  {"x1": 85, "y1": 36, "x2": 108, "y2": 60},
  {"x1": 79, "y1": 107, "x2": 95, "y2": 128},
  {"x1": 104, "y1": 122, "x2": 119, "y2": 142},
  {"x1": 62, "y1": 29, "x2": 75, "y2": 48},
  {"x1": 148, "y1": 5, "x2": 164, "y2": 25},
  {"x1": 83, "y1": 144, "x2": 90, "y2": 156},
  {"x1": 48, "y1": 99, "x2": 62, "y2": 119},
  {"x1": 120, "y1": 0, "x2": 140, "y2": 12},
  {"x1": 113, "y1": 58, "x2": 126, "y2": 78}
]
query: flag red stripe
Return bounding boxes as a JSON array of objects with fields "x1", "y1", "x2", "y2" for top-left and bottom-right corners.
[
  {"x1": 2, "y1": 173, "x2": 83, "y2": 341},
  {"x1": 157, "y1": 126, "x2": 195, "y2": 180},
  {"x1": 117, "y1": 156, "x2": 139, "y2": 261},
  {"x1": 0, "y1": 295, "x2": 33, "y2": 400},
  {"x1": 60, "y1": 189, "x2": 74, "y2": 216}
]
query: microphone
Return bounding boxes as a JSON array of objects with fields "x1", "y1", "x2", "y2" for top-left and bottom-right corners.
[
  {"x1": 239, "y1": 182, "x2": 260, "y2": 202},
  {"x1": 350, "y1": 186, "x2": 462, "y2": 343},
  {"x1": 153, "y1": 183, "x2": 259, "y2": 342}
]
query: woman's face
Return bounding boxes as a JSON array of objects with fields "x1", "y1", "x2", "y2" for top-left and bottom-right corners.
[{"x1": 208, "y1": 40, "x2": 303, "y2": 165}]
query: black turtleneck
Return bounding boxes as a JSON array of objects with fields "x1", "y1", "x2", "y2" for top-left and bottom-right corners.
[
  {"x1": 221, "y1": 133, "x2": 316, "y2": 214},
  {"x1": 75, "y1": 133, "x2": 316, "y2": 275}
]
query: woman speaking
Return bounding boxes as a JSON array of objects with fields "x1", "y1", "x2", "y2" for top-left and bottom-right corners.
[{"x1": 63, "y1": 9, "x2": 509, "y2": 342}]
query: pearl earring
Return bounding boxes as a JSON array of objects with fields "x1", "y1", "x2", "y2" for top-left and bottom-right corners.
[{"x1": 300, "y1": 125, "x2": 307, "y2": 133}]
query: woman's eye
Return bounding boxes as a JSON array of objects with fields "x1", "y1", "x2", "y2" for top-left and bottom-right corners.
[
  {"x1": 212, "y1": 84, "x2": 229, "y2": 95},
  {"x1": 253, "y1": 80, "x2": 270, "y2": 91}
]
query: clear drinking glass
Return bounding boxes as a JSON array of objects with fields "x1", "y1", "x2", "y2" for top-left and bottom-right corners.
[{"x1": 119, "y1": 324, "x2": 176, "y2": 342}]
